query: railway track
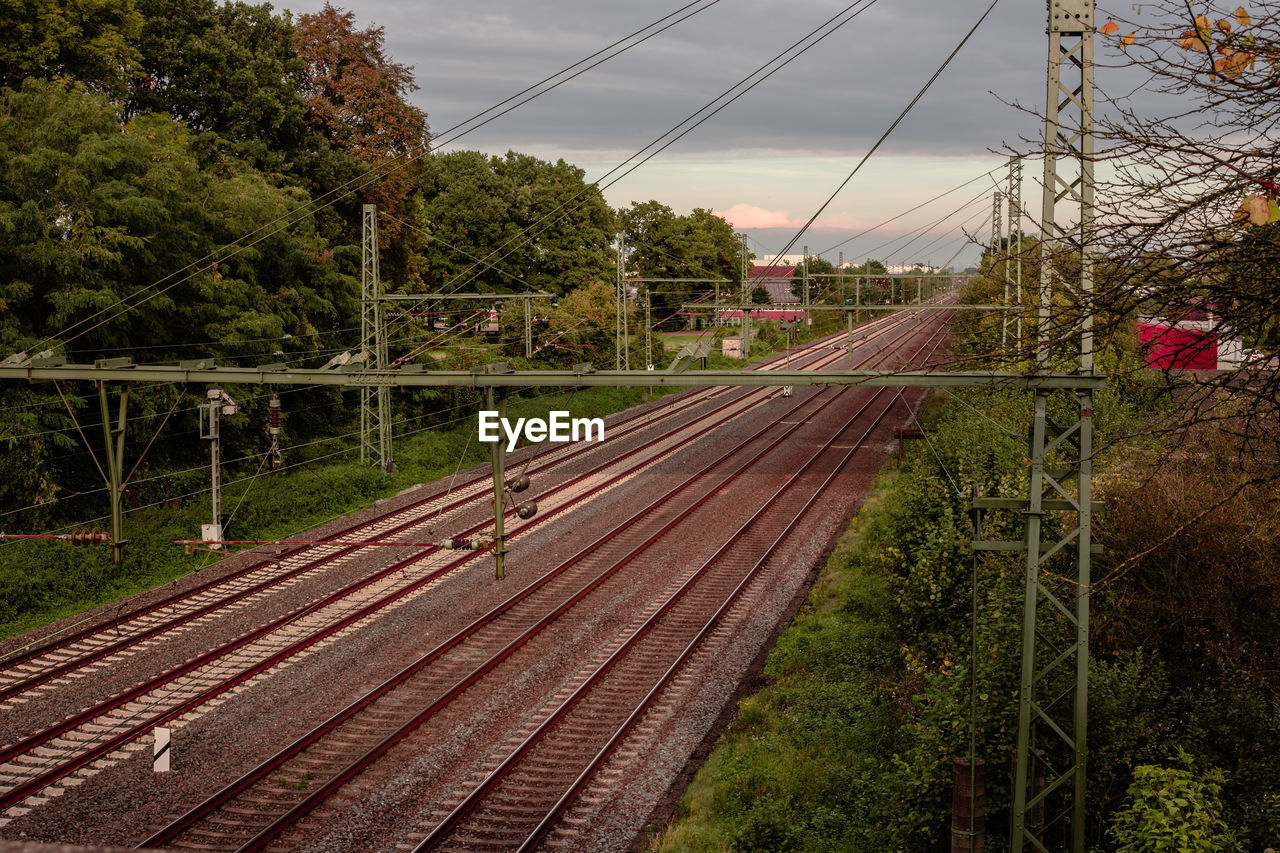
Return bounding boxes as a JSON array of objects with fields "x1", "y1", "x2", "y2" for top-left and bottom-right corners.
[
  {"x1": 0, "y1": 315, "x2": 882, "y2": 704},
  {"x1": 130, "y1": 310, "x2": 951, "y2": 852},
  {"x1": 0, "y1": 309, "x2": 932, "y2": 824}
]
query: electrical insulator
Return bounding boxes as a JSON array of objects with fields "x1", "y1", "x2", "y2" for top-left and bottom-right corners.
[
  {"x1": 69, "y1": 529, "x2": 110, "y2": 546},
  {"x1": 508, "y1": 474, "x2": 530, "y2": 493},
  {"x1": 268, "y1": 395, "x2": 282, "y2": 435},
  {"x1": 516, "y1": 501, "x2": 538, "y2": 520}
]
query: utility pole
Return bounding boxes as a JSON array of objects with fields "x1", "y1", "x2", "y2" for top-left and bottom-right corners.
[
  {"x1": 645, "y1": 294, "x2": 653, "y2": 370},
  {"x1": 524, "y1": 299, "x2": 533, "y2": 359},
  {"x1": 200, "y1": 388, "x2": 238, "y2": 550},
  {"x1": 1007, "y1": 155, "x2": 1025, "y2": 357},
  {"x1": 802, "y1": 245, "x2": 809, "y2": 307},
  {"x1": 615, "y1": 233, "x2": 629, "y2": 371},
  {"x1": 97, "y1": 383, "x2": 128, "y2": 566},
  {"x1": 739, "y1": 234, "x2": 750, "y2": 357},
  {"x1": 991, "y1": 190, "x2": 1005, "y2": 350},
  {"x1": 1006, "y1": 2, "x2": 1096, "y2": 850},
  {"x1": 360, "y1": 204, "x2": 394, "y2": 472},
  {"x1": 486, "y1": 386, "x2": 507, "y2": 580}
]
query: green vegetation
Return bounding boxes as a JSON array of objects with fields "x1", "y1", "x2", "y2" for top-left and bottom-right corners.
[
  {"x1": 652, "y1": 334, "x2": 1280, "y2": 850},
  {"x1": 0, "y1": 383, "x2": 671, "y2": 640},
  {"x1": 0, "y1": 0, "x2": 780, "y2": 625}
]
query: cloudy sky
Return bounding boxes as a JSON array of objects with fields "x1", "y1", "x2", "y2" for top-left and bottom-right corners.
[{"x1": 286, "y1": 0, "x2": 1132, "y2": 268}]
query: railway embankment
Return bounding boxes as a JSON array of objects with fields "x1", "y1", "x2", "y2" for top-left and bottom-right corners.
[{"x1": 650, "y1": 369, "x2": 1278, "y2": 852}]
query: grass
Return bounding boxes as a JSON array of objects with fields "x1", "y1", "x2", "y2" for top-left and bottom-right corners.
[
  {"x1": 648, "y1": 468, "x2": 903, "y2": 853},
  {"x1": 0, "y1": 383, "x2": 679, "y2": 641}
]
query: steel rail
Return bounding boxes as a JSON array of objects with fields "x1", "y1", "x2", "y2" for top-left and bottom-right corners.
[
  {"x1": 415, "y1": 317, "x2": 952, "y2": 851},
  {"x1": 0, "y1": 316, "x2": 870, "y2": 680},
  {"x1": 516, "y1": 325, "x2": 952, "y2": 851},
  {"x1": 1, "y1": 318, "x2": 918, "y2": 812},
  {"x1": 0, "y1": 324, "x2": 872, "y2": 698},
  {"x1": 139, "y1": 383, "x2": 855, "y2": 851},
  {"x1": 146, "y1": 313, "x2": 945, "y2": 851}
]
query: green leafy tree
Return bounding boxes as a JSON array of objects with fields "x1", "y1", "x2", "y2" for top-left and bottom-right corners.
[
  {"x1": 126, "y1": 0, "x2": 313, "y2": 175},
  {"x1": 619, "y1": 201, "x2": 742, "y2": 329},
  {"x1": 0, "y1": 80, "x2": 346, "y2": 361},
  {"x1": 410, "y1": 150, "x2": 614, "y2": 298},
  {"x1": 0, "y1": 0, "x2": 144, "y2": 95}
]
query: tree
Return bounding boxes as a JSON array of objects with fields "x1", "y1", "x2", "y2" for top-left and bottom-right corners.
[
  {"x1": 1023, "y1": 2, "x2": 1280, "y2": 456},
  {"x1": 0, "y1": 80, "x2": 346, "y2": 362},
  {"x1": 619, "y1": 201, "x2": 743, "y2": 329},
  {"x1": 126, "y1": 0, "x2": 314, "y2": 176},
  {"x1": 410, "y1": 150, "x2": 615, "y2": 297},
  {"x1": 0, "y1": 0, "x2": 144, "y2": 96},
  {"x1": 294, "y1": 3, "x2": 429, "y2": 242},
  {"x1": 750, "y1": 285, "x2": 771, "y2": 304}
]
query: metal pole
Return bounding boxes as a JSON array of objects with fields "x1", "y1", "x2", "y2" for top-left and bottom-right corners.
[
  {"x1": 645, "y1": 295, "x2": 653, "y2": 370},
  {"x1": 487, "y1": 387, "x2": 507, "y2": 580},
  {"x1": 524, "y1": 299, "x2": 533, "y2": 359},
  {"x1": 739, "y1": 235, "x2": 750, "y2": 357},
  {"x1": 1012, "y1": 7, "x2": 1095, "y2": 849},
  {"x1": 1006, "y1": 156, "x2": 1024, "y2": 359},
  {"x1": 209, "y1": 400, "x2": 220, "y2": 541},
  {"x1": 98, "y1": 383, "x2": 127, "y2": 566},
  {"x1": 993, "y1": 189, "x2": 1007, "y2": 353},
  {"x1": 361, "y1": 203, "x2": 393, "y2": 472},
  {"x1": 802, "y1": 245, "x2": 809, "y2": 306},
  {"x1": 616, "y1": 233, "x2": 625, "y2": 371}
]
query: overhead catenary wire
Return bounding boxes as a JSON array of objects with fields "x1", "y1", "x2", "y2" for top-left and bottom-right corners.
[
  {"x1": 26, "y1": 0, "x2": 729, "y2": 357},
  {"x1": 815, "y1": 167, "x2": 1004, "y2": 258},
  {"x1": 435, "y1": 0, "x2": 887, "y2": 299},
  {"x1": 762, "y1": 0, "x2": 1003, "y2": 273}
]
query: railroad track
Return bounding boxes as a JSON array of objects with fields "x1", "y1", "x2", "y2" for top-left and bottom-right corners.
[
  {"x1": 0, "y1": 310, "x2": 930, "y2": 823},
  {"x1": 0, "y1": 315, "x2": 878, "y2": 705},
  {"x1": 132, "y1": 311, "x2": 951, "y2": 852}
]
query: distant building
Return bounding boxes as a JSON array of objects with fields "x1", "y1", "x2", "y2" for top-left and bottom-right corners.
[
  {"x1": 748, "y1": 264, "x2": 799, "y2": 305},
  {"x1": 1133, "y1": 300, "x2": 1261, "y2": 370}
]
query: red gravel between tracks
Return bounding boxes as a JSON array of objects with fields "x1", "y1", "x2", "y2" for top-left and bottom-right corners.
[{"x1": 0, "y1": 319, "x2": 944, "y2": 852}]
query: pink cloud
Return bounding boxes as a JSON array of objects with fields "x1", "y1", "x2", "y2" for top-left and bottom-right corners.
[
  {"x1": 713, "y1": 204, "x2": 865, "y2": 232},
  {"x1": 713, "y1": 203, "x2": 803, "y2": 229}
]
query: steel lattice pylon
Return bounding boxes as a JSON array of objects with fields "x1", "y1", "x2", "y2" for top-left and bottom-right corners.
[
  {"x1": 361, "y1": 204, "x2": 394, "y2": 473},
  {"x1": 1011, "y1": 1, "x2": 1095, "y2": 849},
  {"x1": 1004, "y1": 155, "x2": 1024, "y2": 356}
]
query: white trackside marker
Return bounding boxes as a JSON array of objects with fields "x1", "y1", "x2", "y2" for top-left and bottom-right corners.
[{"x1": 154, "y1": 726, "x2": 171, "y2": 773}]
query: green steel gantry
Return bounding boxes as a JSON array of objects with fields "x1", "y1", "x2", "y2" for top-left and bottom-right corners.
[
  {"x1": 998, "y1": 1, "x2": 1097, "y2": 849},
  {"x1": 361, "y1": 204, "x2": 394, "y2": 473}
]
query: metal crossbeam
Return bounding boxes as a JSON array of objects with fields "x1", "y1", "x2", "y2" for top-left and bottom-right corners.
[{"x1": 0, "y1": 363, "x2": 1105, "y2": 391}]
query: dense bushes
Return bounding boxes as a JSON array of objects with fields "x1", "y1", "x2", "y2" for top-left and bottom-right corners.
[{"x1": 655, "y1": 345, "x2": 1280, "y2": 850}]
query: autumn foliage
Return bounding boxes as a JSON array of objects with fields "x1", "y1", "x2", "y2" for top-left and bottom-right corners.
[{"x1": 294, "y1": 3, "x2": 430, "y2": 240}]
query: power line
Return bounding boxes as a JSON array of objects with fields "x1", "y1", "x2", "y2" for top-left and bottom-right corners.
[
  {"x1": 28, "y1": 0, "x2": 728, "y2": 356},
  {"x1": 814, "y1": 166, "x2": 1002, "y2": 257},
  {"x1": 439, "y1": 0, "x2": 886, "y2": 297},
  {"x1": 765, "y1": 0, "x2": 1003, "y2": 270}
]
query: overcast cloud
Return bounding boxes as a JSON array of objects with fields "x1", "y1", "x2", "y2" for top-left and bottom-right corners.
[{"x1": 284, "y1": 0, "x2": 1135, "y2": 266}]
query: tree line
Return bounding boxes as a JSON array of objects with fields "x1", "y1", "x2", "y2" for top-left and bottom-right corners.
[{"x1": 0, "y1": 0, "x2": 747, "y2": 531}]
